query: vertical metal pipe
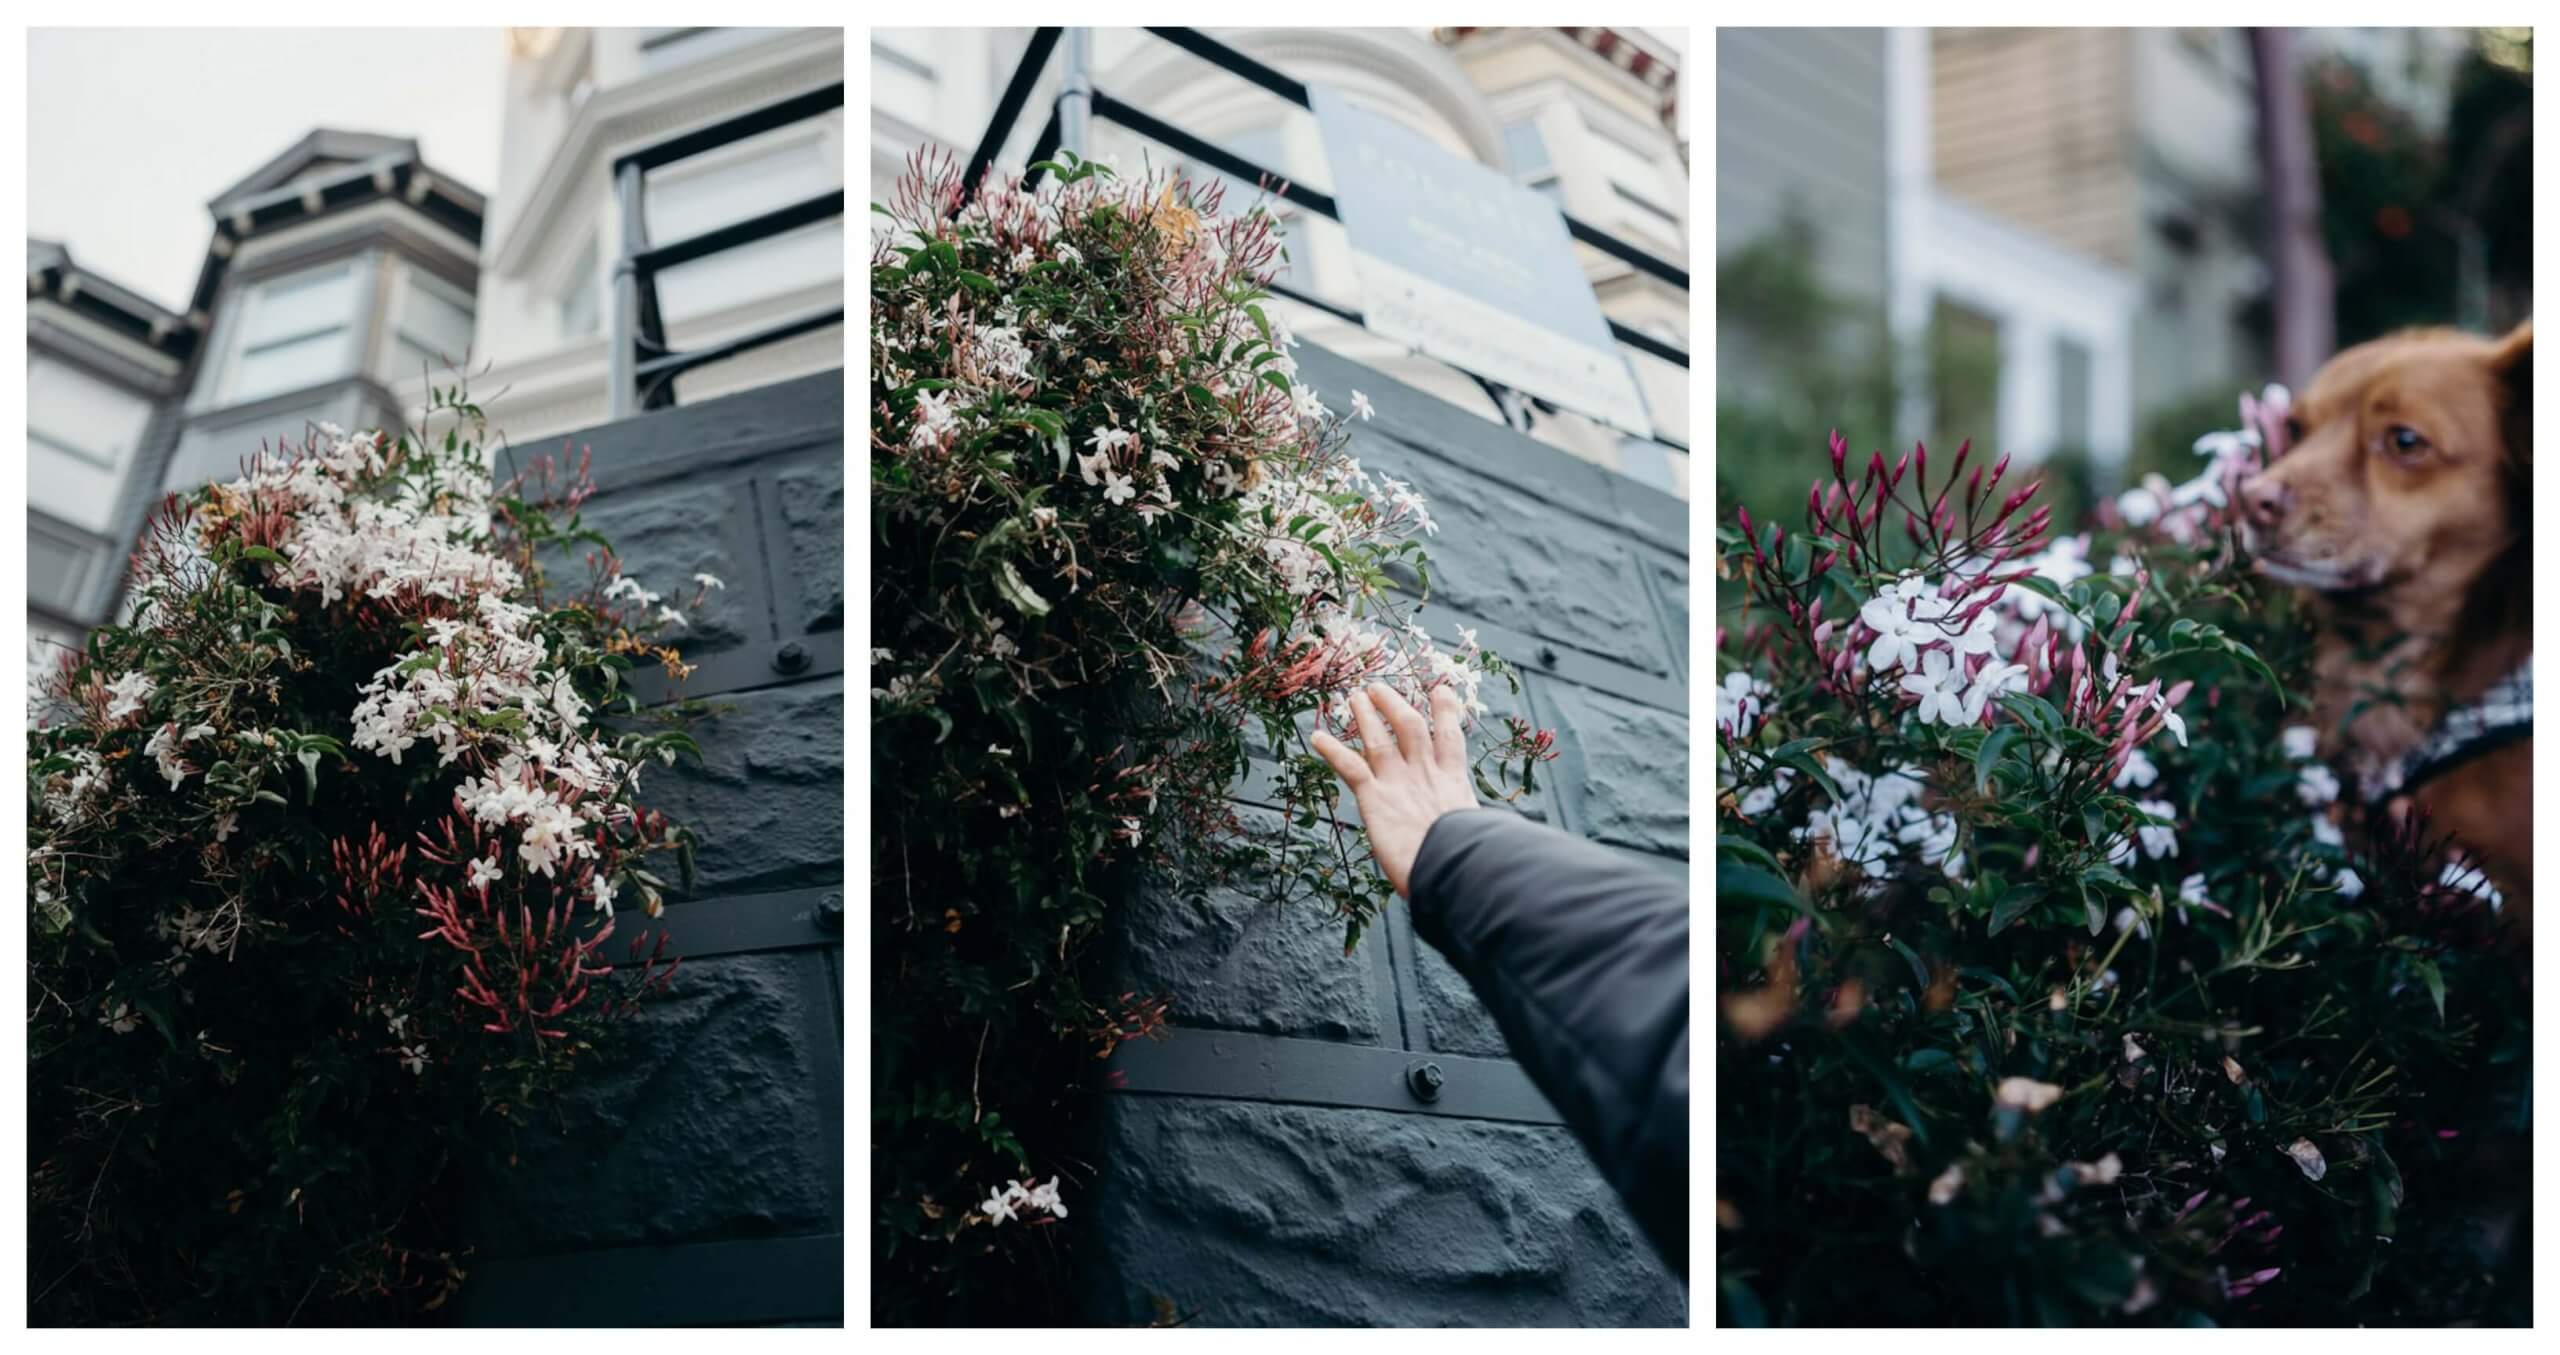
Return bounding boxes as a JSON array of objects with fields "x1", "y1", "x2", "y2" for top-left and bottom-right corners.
[
  {"x1": 1058, "y1": 27, "x2": 1094, "y2": 161},
  {"x1": 609, "y1": 160, "x2": 647, "y2": 419}
]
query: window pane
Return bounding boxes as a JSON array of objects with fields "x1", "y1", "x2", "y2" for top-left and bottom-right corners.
[
  {"x1": 1503, "y1": 119, "x2": 1553, "y2": 179},
  {"x1": 560, "y1": 239, "x2": 601, "y2": 338},
  {"x1": 397, "y1": 275, "x2": 475, "y2": 360},
  {"x1": 639, "y1": 27, "x2": 787, "y2": 75},
  {"x1": 245, "y1": 267, "x2": 356, "y2": 345},
  {"x1": 232, "y1": 330, "x2": 347, "y2": 403},
  {"x1": 646, "y1": 137, "x2": 835, "y2": 244}
]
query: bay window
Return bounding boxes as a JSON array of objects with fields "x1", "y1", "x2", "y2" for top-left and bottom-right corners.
[
  {"x1": 28, "y1": 355, "x2": 153, "y2": 535},
  {"x1": 216, "y1": 263, "x2": 361, "y2": 405}
]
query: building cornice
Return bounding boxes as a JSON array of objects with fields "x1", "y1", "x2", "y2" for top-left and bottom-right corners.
[
  {"x1": 29, "y1": 301, "x2": 187, "y2": 385},
  {"x1": 488, "y1": 33, "x2": 846, "y2": 281},
  {"x1": 1110, "y1": 28, "x2": 1504, "y2": 167}
]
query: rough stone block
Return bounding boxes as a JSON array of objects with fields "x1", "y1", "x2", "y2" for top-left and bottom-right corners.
[
  {"x1": 1087, "y1": 1097, "x2": 1684, "y2": 1326},
  {"x1": 1409, "y1": 925, "x2": 1510, "y2": 1059},
  {"x1": 644, "y1": 678, "x2": 844, "y2": 894},
  {"x1": 463, "y1": 951, "x2": 838, "y2": 1255},
  {"x1": 1538, "y1": 681, "x2": 1689, "y2": 856},
  {"x1": 773, "y1": 458, "x2": 844, "y2": 633},
  {"x1": 575, "y1": 483, "x2": 760, "y2": 655},
  {"x1": 1123, "y1": 808, "x2": 1385, "y2": 1044},
  {"x1": 1350, "y1": 428, "x2": 1673, "y2": 676}
]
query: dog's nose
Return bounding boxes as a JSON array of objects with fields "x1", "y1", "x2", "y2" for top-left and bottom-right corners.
[{"x1": 2239, "y1": 473, "x2": 2293, "y2": 527}]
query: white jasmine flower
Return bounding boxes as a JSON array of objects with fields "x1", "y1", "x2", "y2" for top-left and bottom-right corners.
[
  {"x1": 655, "y1": 606, "x2": 688, "y2": 631},
  {"x1": 100, "y1": 1001, "x2": 139, "y2": 1035},
  {"x1": 693, "y1": 572, "x2": 725, "y2": 591},
  {"x1": 400, "y1": 1044, "x2": 429, "y2": 1076},
  {"x1": 1900, "y1": 649, "x2": 1973, "y2": 726},
  {"x1": 2280, "y1": 725, "x2": 2318, "y2": 760},
  {"x1": 981, "y1": 1188, "x2": 1020, "y2": 1225},
  {"x1": 1102, "y1": 471, "x2": 1138, "y2": 507},
  {"x1": 2115, "y1": 749, "x2": 2158, "y2": 790},
  {"x1": 1964, "y1": 659, "x2": 2031, "y2": 723},
  {"x1": 1995, "y1": 1077, "x2": 2064, "y2": 1112},
  {"x1": 2133, "y1": 800, "x2": 2179, "y2": 860},
  {"x1": 2439, "y1": 860, "x2": 2503, "y2": 906},
  {"x1": 2296, "y1": 763, "x2": 2340, "y2": 807},
  {"x1": 1858, "y1": 578, "x2": 1932, "y2": 674},
  {"x1": 2333, "y1": 867, "x2": 2364, "y2": 899},
  {"x1": 1350, "y1": 390, "x2": 1375, "y2": 421},
  {"x1": 1717, "y1": 670, "x2": 1772, "y2": 735},
  {"x1": 2117, "y1": 486, "x2": 2162, "y2": 527},
  {"x1": 103, "y1": 671, "x2": 155, "y2": 722},
  {"x1": 591, "y1": 874, "x2": 617, "y2": 913}
]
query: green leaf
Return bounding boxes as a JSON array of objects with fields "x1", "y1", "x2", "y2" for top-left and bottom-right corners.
[
  {"x1": 1717, "y1": 860, "x2": 1801, "y2": 911},
  {"x1": 2414, "y1": 954, "x2": 2446, "y2": 1021},
  {"x1": 992, "y1": 561, "x2": 1051, "y2": 617},
  {"x1": 1885, "y1": 935, "x2": 1931, "y2": 991},
  {"x1": 1716, "y1": 834, "x2": 1784, "y2": 875},
  {"x1": 1988, "y1": 884, "x2": 2046, "y2": 936},
  {"x1": 1974, "y1": 727, "x2": 2017, "y2": 794}
]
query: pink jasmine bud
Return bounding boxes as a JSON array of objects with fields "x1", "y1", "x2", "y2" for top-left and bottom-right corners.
[
  {"x1": 1911, "y1": 441, "x2": 1928, "y2": 491},
  {"x1": 1947, "y1": 437, "x2": 1972, "y2": 482},
  {"x1": 1890, "y1": 447, "x2": 1912, "y2": 487},
  {"x1": 1829, "y1": 429, "x2": 1849, "y2": 480}
]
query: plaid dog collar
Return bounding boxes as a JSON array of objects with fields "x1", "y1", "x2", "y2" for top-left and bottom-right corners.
[{"x1": 2362, "y1": 657, "x2": 2533, "y2": 805}]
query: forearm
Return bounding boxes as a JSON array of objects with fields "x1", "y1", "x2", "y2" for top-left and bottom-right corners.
[{"x1": 1408, "y1": 810, "x2": 1691, "y2": 1273}]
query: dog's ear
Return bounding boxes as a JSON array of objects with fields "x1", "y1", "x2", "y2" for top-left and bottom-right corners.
[{"x1": 2490, "y1": 319, "x2": 2530, "y2": 472}]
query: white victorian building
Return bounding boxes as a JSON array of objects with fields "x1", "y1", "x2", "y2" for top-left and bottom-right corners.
[{"x1": 459, "y1": 27, "x2": 847, "y2": 441}]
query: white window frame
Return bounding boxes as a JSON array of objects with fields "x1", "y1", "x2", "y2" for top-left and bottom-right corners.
[
  {"x1": 379, "y1": 262, "x2": 476, "y2": 382},
  {"x1": 638, "y1": 27, "x2": 787, "y2": 77},
  {"x1": 209, "y1": 261, "x2": 364, "y2": 407},
  {"x1": 642, "y1": 117, "x2": 844, "y2": 326},
  {"x1": 558, "y1": 233, "x2": 603, "y2": 340},
  {"x1": 28, "y1": 354, "x2": 155, "y2": 534}
]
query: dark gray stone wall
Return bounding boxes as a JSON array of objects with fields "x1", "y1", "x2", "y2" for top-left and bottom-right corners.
[
  {"x1": 1088, "y1": 343, "x2": 1689, "y2": 1326},
  {"x1": 453, "y1": 371, "x2": 844, "y2": 1327}
]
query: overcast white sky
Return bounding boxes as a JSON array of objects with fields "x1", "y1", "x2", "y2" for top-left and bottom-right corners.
[{"x1": 27, "y1": 28, "x2": 510, "y2": 312}]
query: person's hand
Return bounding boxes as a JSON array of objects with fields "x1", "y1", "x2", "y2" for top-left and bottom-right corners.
[{"x1": 1309, "y1": 682, "x2": 1481, "y2": 897}]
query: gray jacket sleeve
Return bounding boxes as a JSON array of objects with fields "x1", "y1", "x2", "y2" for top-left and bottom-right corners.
[{"x1": 1406, "y1": 809, "x2": 1689, "y2": 1278}]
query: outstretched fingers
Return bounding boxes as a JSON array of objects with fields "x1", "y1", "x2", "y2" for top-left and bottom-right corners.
[
  {"x1": 1348, "y1": 688, "x2": 1402, "y2": 775},
  {"x1": 1367, "y1": 683, "x2": 1431, "y2": 769},
  {"x1": 1428, "y1": 684, "x2": 1468, "y2": 776},
  {"x1": 1310, "y1": 728, "x2": 1371, "y2": 788}
]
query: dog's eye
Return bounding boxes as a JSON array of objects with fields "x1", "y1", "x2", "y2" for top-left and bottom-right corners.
[
  {"x1": 2384, "y1": 425, "x2": 2431, "y2": 459},
  {"x1": 2284, "y1": 416, "x2": 2305, "y2": 445}
]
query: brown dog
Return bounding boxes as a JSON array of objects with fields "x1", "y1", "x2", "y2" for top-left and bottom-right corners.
[{"x1": 2236, "y1": 320, "x2": 2532, "y2": 941}]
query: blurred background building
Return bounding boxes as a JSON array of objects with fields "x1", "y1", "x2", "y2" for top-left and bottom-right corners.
[
  {"x1": 467, "y1": 26, "x2": 843, "y2": 438},
  {"x1": 1715, "y1": 26, "x2": 2531, "y2": 526},
  {"x1": 27, "y1": 136, "x2": 484, "y2": 646},
  {"x1": 872, "y1": 26, "x2": 1692, "y2": 495},
  {"x1": 25, "y1": 27, "x2": 845, "y2": 648}
]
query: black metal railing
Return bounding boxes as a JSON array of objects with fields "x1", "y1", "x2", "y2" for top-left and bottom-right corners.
[
  {"x1": 961, "y1": 27, "x2": 1689, "y2": 449},
  {"x1": 609, "y1": 81, "x2": 846, "y2": 417}
]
